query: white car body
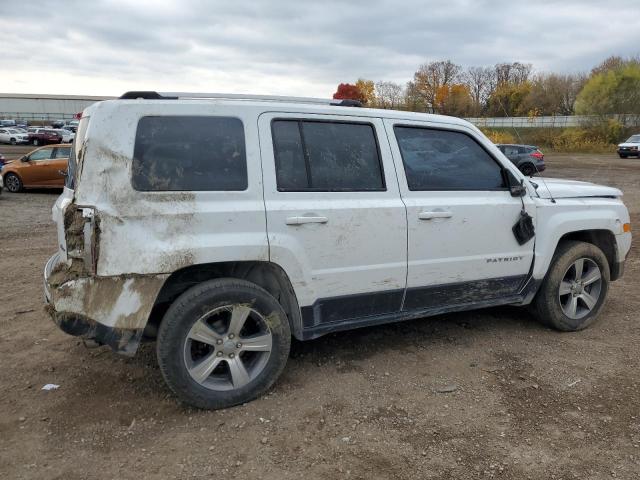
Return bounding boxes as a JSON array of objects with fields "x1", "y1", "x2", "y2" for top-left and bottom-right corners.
[
  {"x1": 0, "y1": 128, "x2": 29, "y2": 144},
  {"x1": 53, "y1": 129, "x2": 75, "y2": 143},
  {"x1": 617, "y1": 134, "x2": 640, "y2": 157},
  {"x1": 44, "y1": 94, "x2": 632, "y2": 357}
]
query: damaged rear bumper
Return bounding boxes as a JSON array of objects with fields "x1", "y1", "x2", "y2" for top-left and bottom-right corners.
[{"x1": 44, "y1": 253, "x2": 168, "y2": 356}]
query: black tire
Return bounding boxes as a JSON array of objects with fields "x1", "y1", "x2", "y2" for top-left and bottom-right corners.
[
  {"x1": 520, "y1": 163, "x2": 536, "y2": 176},
  {"x1": 3, "y1": 173, "x2": 23, "y2": 193},
  {"x1": 33, "y1": 138, "x2": 40, "y2": 146},
  {"x1": 157, "y1": 278, "x2": 291, "y2": 410},
  {"x1": 9, "y1": 138, "x2": 16, "y2": 145},
  {"x1": 619, "y1": 154, "x2": 627, "y2": 159},
  {"x1": 532, "y1": 240, "x2": 610, "y2": 331}
]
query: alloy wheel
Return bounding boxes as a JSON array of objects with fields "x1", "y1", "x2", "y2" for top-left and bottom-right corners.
[
  {"x1": 182, "y1": 304, "x2": 273, "y2": 391},
  {"x1": 558, "y1": 258, "x2": 602, "y2": 319}
]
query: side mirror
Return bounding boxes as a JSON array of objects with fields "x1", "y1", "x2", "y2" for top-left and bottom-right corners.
[
  {"x1": 21, "y1": 155, "x2": 29, "y2": 162},
  {"x1": 510, "y1": 182, "x2": 527, "y2": 197},
  {"x1": 503, "y1": 169, "x2": 527, "y2": 197}
]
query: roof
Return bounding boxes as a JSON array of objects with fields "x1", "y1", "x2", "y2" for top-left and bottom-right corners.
[{"x1": 102, "y1": 90, "x2": 471, "y2": 127}]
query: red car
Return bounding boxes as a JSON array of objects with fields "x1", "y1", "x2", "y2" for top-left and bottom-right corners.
[{"x1": 27, "y1": 128, "x2": 62, "y2": 146}]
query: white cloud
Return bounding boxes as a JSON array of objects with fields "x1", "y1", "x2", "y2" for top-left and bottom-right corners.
[{"x1": 0, "y1": 0, "x2": 639, "y2": 97}]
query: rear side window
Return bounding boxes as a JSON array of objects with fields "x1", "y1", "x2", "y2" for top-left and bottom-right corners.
[
  {"x1": 132, "y1": 116, "x2": 247, "y2": 191},
  {"x1": 394, "y1": 126, "x2": 505, "y2": 191},
  {"x1": 272, "y1": 120, "x2": 385, "y2": 191}
]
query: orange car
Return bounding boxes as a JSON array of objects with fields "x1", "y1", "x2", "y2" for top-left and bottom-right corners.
[{"x1": 1, "y1": 144, "x2": 71, "y2": 192}]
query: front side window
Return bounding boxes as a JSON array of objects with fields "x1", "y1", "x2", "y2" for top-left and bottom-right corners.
[
  {"x1": 29, "y1": 148, "x2": 53, "y2": 161},
  {"x1": 394, "y1": 126, "x2": 505, "y2": 191},
  {"x1": 272, "y1": 119, "x2": 385, "y2": 191},
  {"x1": 132, "y1": 116, "x2": 247, "y2": 191}
]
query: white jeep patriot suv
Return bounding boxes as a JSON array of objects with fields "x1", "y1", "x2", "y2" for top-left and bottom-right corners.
[{"x1": 44, "y1": 91, "x2": 632, "y2": 409}]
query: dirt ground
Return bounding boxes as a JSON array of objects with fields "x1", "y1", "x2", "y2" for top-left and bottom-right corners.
[{"x1": 1, "y1": 152, "x2": 639, "y2": 480}]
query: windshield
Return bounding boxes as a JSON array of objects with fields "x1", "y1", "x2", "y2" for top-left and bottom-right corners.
[
  {"x1": 66, "y1": 116, "x2": 89, "y2": 189},
  {"x1": 626, "y1": 135, "x2": 640, "y2": 143}
]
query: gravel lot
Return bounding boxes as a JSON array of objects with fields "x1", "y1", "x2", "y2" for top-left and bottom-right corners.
[{"x1": 1, "y1": 152, "x2": 639, "y2": 479}]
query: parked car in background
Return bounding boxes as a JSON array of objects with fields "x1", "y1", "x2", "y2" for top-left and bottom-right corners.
[
  {"x1": 617, "y1": 134, "x2": 640, "y2": 158},
  {"x1": 64, "y1": 119, "x2": 80, "y2": 132},
  {"x1": 496, "y1": 144, "x2": 546, "y2": 176},
  {"x1": 0, "y1": 128, "x2": 30, "y2": 145},
  {"x1": 0, "y1": 119, "x2": 17, "y2": 128},
  {"x1": 51, "y1": 120, "x2": 66, "y2": 129},
  {"x1": 0, "y1": 144, "x2": 70, "y2": 192},
  {"x1": 27, "y1": 128, "x2": 62, "y2": 146},
  {"x1": 54, "y1": 129, "x2": 75, "y2": 144},
  {"x1": 0, "y1": 152, "x2": 6, "y2": 165}
]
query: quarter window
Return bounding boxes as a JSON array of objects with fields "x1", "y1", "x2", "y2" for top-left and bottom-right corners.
[
  {"x1": 394, "y1": 127, "x2": 505, "y2": 191},
  {"x1": 132, "y1": 116, "x2": 247, "y2": 191},
  {"x1": 272, "y1": 120, "x2": 385, "y2": 191}
]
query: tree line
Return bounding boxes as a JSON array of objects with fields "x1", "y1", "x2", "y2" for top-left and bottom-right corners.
[{"x1": 333, "y1": 56, "x2": 640, "y2": 118}]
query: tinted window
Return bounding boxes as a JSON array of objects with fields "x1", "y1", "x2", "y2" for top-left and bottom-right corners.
[
  {"x1": 394, "y1": 127, "x2": 505, "y2": 191},
  {"x1": 272, "y1": 120, "x2": 384, "y2": 191},
  {"x1": 132, "y1": 116, "x2": 247, "y2": 191},
  {"x1": 503, "y1": 145, "x2": 519, "y2": 156}
]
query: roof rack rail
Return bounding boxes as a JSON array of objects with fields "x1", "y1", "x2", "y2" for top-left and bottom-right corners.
[{"x1": 118, "y1": 91, "x2": 362, "y2": 107}]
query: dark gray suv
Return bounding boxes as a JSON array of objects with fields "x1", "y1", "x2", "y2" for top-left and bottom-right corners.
[{"x1": 496, "y1": 144, "x2": 546, "y2": 176}]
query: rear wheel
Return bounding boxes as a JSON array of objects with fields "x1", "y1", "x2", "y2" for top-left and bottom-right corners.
[
  {"x1": 520, "y1": 163, "x2": 536, "y2": 176},
  {"x1": 532, "y1": 241, "x2": 609, "y2": 331},
  {"x1": 619, "y1": 154, "x2": 627, "y2": 158},
  {"x1": 3, "y1": 173, "x2": 23, "y2": 193},
  {"x1": 157, "y1": 278, "x2": 291, "y2": 410},
  {"x1": 9, "y1": 138, "x2": 16, "y2": 145},
  {"x1": 33, "y1": 138, "x2": 40, "y2": 146}
]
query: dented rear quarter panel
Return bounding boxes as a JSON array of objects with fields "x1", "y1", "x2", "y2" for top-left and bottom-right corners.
[{"x1": 74, "y1": 101, "x2": 269, "y2": 277}]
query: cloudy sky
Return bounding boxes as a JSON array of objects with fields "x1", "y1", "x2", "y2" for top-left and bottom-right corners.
[{"x1": 1, "y1": 0, "x2": 639, "y2": 98}]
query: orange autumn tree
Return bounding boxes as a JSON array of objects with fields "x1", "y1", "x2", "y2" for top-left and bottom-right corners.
[{"x1": 434, "y1": 83, "x2": 474, "y2": 117}]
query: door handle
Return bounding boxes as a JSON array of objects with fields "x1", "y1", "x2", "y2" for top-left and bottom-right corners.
[
  {"x1": 418, "y1": 210, "x2": 453, "y2": 220},
  {"x1": 285, "y1": 216, "x2": 328, "y2": 225}
]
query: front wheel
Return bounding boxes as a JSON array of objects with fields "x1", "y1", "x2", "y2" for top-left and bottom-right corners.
[
  {"x1": 3, "y1": 173, "x2": 23, "y2": 193},
  {"x1": 619, "y1": 154, "x2": 627, "y2": 158},
  {"x1": 9, "y1": 138, "x2": 16, "y2": 145},
  {"x1": 33, "y1": 139, "x2": 40, "y2": 146},
  {"x1": 157, "y1": 278, "x2": 291, "y2": 410},
  {"x1": 532, "y1": 241, "x2": 610, "y2": 331}
]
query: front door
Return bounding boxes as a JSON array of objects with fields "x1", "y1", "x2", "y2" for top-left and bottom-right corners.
[
  {"x1": 259, "y1": 113, "x2": 407, "y2": 327},
  {"x1": 384, "y1": 120, "x2": 536, "y2": 310},
  {"x1": 20, "y1": 147, "x2": 55, "y2": 186}
]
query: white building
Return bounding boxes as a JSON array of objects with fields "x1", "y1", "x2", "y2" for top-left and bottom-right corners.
[{"x1": 0, "y1": 93, "x2": 114, "y2": 122}]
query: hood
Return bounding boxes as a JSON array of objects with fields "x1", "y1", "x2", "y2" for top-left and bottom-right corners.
[
  {"x1": 533, "y1": 177, "x2": 622, "y2": 199},
  {"x1": 618, "y1": 142, "x2": 639, "y2": 148}
]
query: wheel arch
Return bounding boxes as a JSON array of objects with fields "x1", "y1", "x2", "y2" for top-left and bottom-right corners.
[
  {"x1": 2, "y1": 170, "x2": 23, "y2": 191},
  {"x1": 555, "y1": 229, "x2": 619, "y2": 279},
  {"x1": 145, "y1": 261, "x2": 304, "y2": 340}
]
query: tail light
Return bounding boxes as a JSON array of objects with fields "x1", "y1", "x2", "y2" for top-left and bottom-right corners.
[{"x1": 530, "y1": 150, "x2": 544, "y2": 160}]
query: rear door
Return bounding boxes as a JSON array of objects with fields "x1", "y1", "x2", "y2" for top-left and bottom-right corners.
[
  {"x1": 384, "y1": 120, "x2": 535, "y2": 311},
  {"x1": 259, "y1": 113, "x2": 407, "y2": 327},
  {"x1": 47, "y1": 146, "x2": 70, "y2": 186}
]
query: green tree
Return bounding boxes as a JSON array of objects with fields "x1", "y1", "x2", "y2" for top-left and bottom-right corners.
[{"x1": 575, "y1": 63, "x2": 640, "y2": 115}]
